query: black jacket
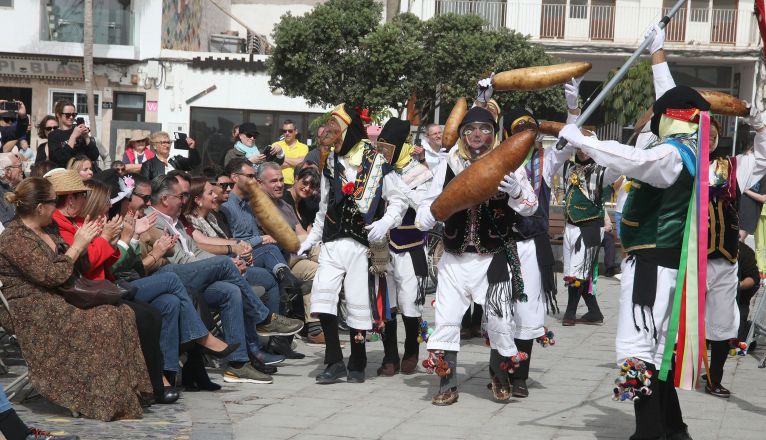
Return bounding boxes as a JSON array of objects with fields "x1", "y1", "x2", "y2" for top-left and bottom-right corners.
[
  {"x1": 140, "y1": 150, "x2": 201, "y2": 181},
  {"x1": 47, "y1": 127, "x2": 100, "y2": 168},
  {"x1": 0, "y1": 116, "x2": 29, "y2": 144}
]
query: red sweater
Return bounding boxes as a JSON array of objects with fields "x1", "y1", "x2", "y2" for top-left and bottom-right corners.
[{"x1": 52, "y1": 210, "x2": 120, "y2": 281}]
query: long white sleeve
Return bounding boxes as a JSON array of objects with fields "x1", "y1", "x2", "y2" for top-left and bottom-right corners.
[
  {"x1": 746, "y1": 129, "x2": 766, "y2": 183},
  {"x1": 507, "y1": 166, "x2": 538, "y2": 216},
  {"x1": 652, "y1": 62, "x2": 676, "y2": 99},
  {"x1": 380, "y1": 172, "x2": 408, "y2": 228},
  {"x1": 576, "y1": 136, "x2": 685, "y2": 189},
  {"x1": 415, "y1": 159, "x2": 447, "y2": 226},
  {"x1": 303, "y1": 174, "x2": 329, "y2": 248}
]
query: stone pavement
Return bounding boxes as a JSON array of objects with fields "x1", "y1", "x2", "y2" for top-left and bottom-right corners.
[{"x1": 3, "y1": 276, "x2": 766, "y2": 440}]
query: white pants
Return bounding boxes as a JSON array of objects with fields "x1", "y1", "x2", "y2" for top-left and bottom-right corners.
[
  {"x1": 563, "y1": 223, "x2": 603, "y2": 280},
  {"x1": 427, "y1": 252, "x2": 518, "y2": 357},
  {"x1": 385, "y1": 251, "x2": 423, "y2": 318},
  {"x1": 310, "y1": 238, "x2": 373, "y2": 330},
  {"x1": 514, "y1": 239, "x2": 546, "y2": 340},
  {"x1": 615, "y1": 257, "x2": 677, "y2": 366},
  {"x1": 705, "y1": 258, "x2": 740, "y2": 341}
]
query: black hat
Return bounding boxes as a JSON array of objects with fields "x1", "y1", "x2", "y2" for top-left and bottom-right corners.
[
  {"x1": 377, "y1": 118, "x2": 410, "y2": 164},
  {"x1": 238, "y1": 122, "x2": 260, "y2": 138},
  {"x1": 651, "y1": 86, "x2": 710, "y2": 135},
  {"x1": 503, "y1": 107, "x2": 538, "y2": 136},
  {"x1": 338, "y1": 105, "x2": 367, "y2": 156},
  {"x1": 459, "y1": 106, "x2": 498, "y2": 133}
]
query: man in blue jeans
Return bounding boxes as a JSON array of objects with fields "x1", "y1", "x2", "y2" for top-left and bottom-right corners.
[{"x1": 140, "y1": 174, "x2": 303, "y2": 385}]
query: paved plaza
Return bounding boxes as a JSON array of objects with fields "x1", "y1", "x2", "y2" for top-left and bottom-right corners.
[{"x1": 2, "y1": 276, "x2": 766, "y2": 440}]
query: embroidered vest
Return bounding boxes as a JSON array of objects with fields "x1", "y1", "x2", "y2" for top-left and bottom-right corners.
[
  {"x1": 389, "y1": 208, "x2": 427, "y2": 253},
  {"x1": 563, "y1": 160, "x2": 606, "y2": 225},
  {"x1": 708, "y1": 157, "x2": 739, "y2": 262}
]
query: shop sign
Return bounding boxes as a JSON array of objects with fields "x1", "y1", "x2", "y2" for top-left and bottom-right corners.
[{"x1": 0, "y1": 57, "x2": 83, "y2": 80}]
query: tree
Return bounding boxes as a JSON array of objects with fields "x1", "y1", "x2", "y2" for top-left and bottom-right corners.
[
  {"x1": 601, "y1": 60, "x2": 654, "y2": 127},
  {"x1": 84, "y1": 0, "x2": 98, "y2": 153}
]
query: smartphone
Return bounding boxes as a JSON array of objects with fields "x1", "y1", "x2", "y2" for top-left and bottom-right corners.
[
  {"x1": 75, "y1": 117, "x2": 85, "y2": 126},
  {"x1": 174, "y1": 132, "x2": 189, "y2": 150},
  {"x1": 0, "y1": 101, "x2": 19, "y2": 111}
]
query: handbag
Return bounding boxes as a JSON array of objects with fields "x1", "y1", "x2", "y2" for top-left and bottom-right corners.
[{"x1": 57, "y1": 276, "x2": 123, "y2": 309}]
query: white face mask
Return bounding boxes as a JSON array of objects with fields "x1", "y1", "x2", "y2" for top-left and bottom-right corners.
[{"x1": 658, "y1": 115, "x2": 698, "y2": 139}]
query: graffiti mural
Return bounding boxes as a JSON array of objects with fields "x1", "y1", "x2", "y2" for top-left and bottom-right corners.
[{"x1": 161, "y1": 0, "x2": 202, "y2": 50}]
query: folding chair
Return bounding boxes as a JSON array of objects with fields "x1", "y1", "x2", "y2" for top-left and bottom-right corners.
[{"x1": 0, "y1": 282, "x2": 33, "y2": 401}]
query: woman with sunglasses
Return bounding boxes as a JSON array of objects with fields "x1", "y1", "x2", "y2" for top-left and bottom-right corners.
[
  {"x1": 283, "y1": 166, "x2": 320, "y2": 240},
  {"x1": 34, "y1": 115, "x2": 58, "y2": 165},
  {"x1": 47, "y1": 100, "x2": 100, "y2": 170}
]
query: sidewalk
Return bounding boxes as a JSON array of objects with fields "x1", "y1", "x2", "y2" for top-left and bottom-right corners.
[{"x1": 3, "y1": 276, "x2": 766, "y2": 440}]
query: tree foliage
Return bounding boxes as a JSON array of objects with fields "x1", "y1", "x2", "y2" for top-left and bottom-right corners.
[
  {"x1": 602, "y1": 60, "x2": 655, "y2": 127},
  {"x1": 268, "y1": 0, "x2": 565, "y2": 121}
]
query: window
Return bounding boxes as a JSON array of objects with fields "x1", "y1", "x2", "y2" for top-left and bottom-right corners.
[
  {"x1": 0, "y1": 1, "x2": 13, "y2": 8},
  {"x1": 569, "y1": 0, "x2": 588, "y2": 19},
  {"x1": 113, "y1": 92, "x2": 145, "y2": 122},
  {"x1": 50, "y1": 90, "x2": 101, "y2": 117},
  {"x1": 42, "y1": 0, "x2": 133, "y2": 45}
]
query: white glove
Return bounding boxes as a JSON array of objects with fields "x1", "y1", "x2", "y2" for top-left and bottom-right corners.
[
  {"x1": 416, "y1": 209, "x2": 437, "y2": 232},
  {"x1": 744, "y1": 103, "x2": 765, "y2": 130},
  {"x1": 296, "y1": 240, "x2": 314, "y2": 257},
  {"x1": 365, "y1": 218, "x2": 392, "y2": 242},
  {"x1": 644, "y1": 23, "x2": 665, "y2": 55},
  {"x1": 559, "y1": 124, "x2": 588, "y2": 149},
  {"x1": 498, "y1": 173, "x2": 521, "y2": 198},
  {"x1": 564, "y1": 77, "x2": 582, "y2": 110},
  {"x1": 476, "y1": 73, "x2": 495, "y2": 103}
]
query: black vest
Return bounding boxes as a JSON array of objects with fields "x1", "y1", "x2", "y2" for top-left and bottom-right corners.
[
  {"x1": 442, "y1": 165, "x2": 516, "y2": 254},
  {"x1": 708, "y1": 197, "x2": 740, "y2": 263},
  {"x1": 321, "y1": 166, "x2": 385, "y2": 248}
]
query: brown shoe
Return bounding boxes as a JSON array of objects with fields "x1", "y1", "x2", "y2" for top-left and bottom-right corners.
[
  {"x1": 307, "y1": 331, "x2": 326, "y2": 346},
  {"x1": 562, "y1": 318, "x2": 576, "y2": 326},
  {"x1": 460, "y1": 328, "x2": 473, "y2": 340},
  {"x1": 376, "y1": 362, "x2": 400, "y2": 376},
  {"x1": 401, "y1": 353, "x2": 419, "y2": 375},
  {"x1": 432, "y1": 388, "x2": 459, "y2": 406},
  {"x1": 490, "y1": 375, "x2": 512, "y2": 402}
]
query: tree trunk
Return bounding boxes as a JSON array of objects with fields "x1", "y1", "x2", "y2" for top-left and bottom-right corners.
[
  {"x1": 385, "y1": 0, "x2": 400, "y2": 22},
  {"x1": 83, "y1": 0, "x2": 99, "y2": 159}
]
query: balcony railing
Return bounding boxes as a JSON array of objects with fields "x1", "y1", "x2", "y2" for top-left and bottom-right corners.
[{"x1": 431, "y1": 1, "x2": 759, "y2": 48}]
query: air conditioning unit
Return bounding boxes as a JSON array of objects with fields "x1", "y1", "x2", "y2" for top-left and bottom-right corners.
[{"x1": 209, "y1": 34, "x2": 246, "y2": 54}]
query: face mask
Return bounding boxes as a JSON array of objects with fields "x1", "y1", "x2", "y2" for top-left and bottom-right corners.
[{"x1": 658, "y1": 115, "x2": 698, "y2": 139}]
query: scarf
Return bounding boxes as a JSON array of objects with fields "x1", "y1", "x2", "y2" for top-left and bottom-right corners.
[{"x1": 234, "y1": 140, "x2": 260, "y2": 158}]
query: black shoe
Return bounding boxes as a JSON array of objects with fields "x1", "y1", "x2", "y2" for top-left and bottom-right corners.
[
  {"x1": 268, "y1": 335, "x2": 306, "y2": 359},
  {"x1": 511, "y1": 379, "x2": 529, "y2": 398},
  {"x1": 347, "y1": 369, "x2": 366, "y2": 383},
  {"x1": 276, "y1": 266, "x2": 303, "y2": 291},
  {"x1": 203, "y1": 342, "x2": 240, "y2": 359},
  {"x1": 155, "y1": 386, "x2": 180, "y2": 404},
  {"x1": 316, "y1": 361, "x2": 347, "y2": 384},
  {"x1": 705, "y1": 382, "x2": 731, "y2": 398},
  {"x1": 576, "y1": 311, "x2": 604, "y2": 325},
  {"x1": 666, "y1": 427, "x2": 694, "y2": 440},
  {"x1": 182, "y1": 348, "x2": 222, "y2": 392},
  {"x1": 249, "y1": 351, "x2": 278, "y2": 375}
]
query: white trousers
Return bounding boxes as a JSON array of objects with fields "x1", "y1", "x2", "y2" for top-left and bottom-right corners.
[
  {"x1": 563, "y1": 223, "x2": 603, "y2": 280},
  {"x1": 514, "y1": 239, "x2": 546, "y2": 340},
  {"x1": 705, "y1": 258, "x2": 740, "y2": 341},
  {"x1": 385, "y1": 251, "x2": 423, "y2": 318},
  {"x1": 615, "y1": 257, "x2": 677, "y2": 366},
  {"x1": 310, "y1": 238, "x2": 373, "y2": 330},
  {"x1": 427, "y1": 252, "x2": 518, "y2": 357}
]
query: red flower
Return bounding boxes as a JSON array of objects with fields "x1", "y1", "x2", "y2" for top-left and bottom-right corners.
[{"x1": 342, "y1": 182, "x2": 355, "y2": 196}]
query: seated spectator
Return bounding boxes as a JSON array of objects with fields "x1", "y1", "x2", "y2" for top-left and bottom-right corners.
[
  {"x1": 0, "y1": 100, "x2": 29, "y2": 152},
  {"x1": 223, "y1": 122, "x2": 284, "y2": 168},
  {"x1": 0, "y1": 153, "x2": 24, "y2": 226},
  {"x1": 111, "y1": 160, "x2": 127, "y2": 176},
  {"x1": 283, "y1": 165, "x2": 320, "y2": 238},
  {"x1": 46, "y1": 100, "x2": 99, "y2": 169},
  {"x1": 31, "y1": 160, "x2": 57, "y2": 178},
  {"x1": 67, "y1": 155, "x2": 94, "y2": 181},
  {"x1": 140, "y1": 131, "x2": 200, "y2": 181},
  {"x1": 0, "y1": 177, "x2": 152, "y2": 421},
  {"x1": 0, "y1": 384, "x2": 79, "y2": 439},
  {"x1": 122, "y1": 135, "x2": 154, "y2": 174},
  {"x1": 139, "y1": 173, "x2": 302, "y2": 384},
  {"x1": 214, "y1": 173, "x2": 235, "y2": 237},
  {"x1": 271, "y1": 120, "x2": 308, "y2": 187},
  {"x1": 34, "y1": 115, "x2": 58, "y2": 165}
]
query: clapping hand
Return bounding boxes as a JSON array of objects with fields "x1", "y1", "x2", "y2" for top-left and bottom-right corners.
[{"x1": 72, "y1": 216, "x2": 101, "y2": 250}]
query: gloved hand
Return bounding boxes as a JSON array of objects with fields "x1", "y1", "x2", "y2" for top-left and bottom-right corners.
[
  {"x1": 476, "y1": 73, "x2": 495, "y2": 103},
  {"x1": 564, "y1": 76, "x2": 582, "y2": 110},
  {"x1": 644, "y1": 23, "x2": 665, "y2": 55},
  {"x1": 365, "y1": 218, "x2": 392, "y2": 242},
  {"x1": 296, "y1": 240, "x2": 314, "y2": 257},
  {"x1": 559, "y1": 124, "x2": 588, "y2": 149},
  {"x1": 498, "y1": 173, "x2": 521, "y2": 198},
  {"x1": 744, "y1": 103, "x2": 765, "y2": 130},
  {"x1": 416, "y1": 209, "x2": 437, "y2": 232}
]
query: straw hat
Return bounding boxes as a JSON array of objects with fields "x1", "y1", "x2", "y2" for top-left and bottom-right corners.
[{"x1": 44, "y1": 169, "x2": 91, "y2": 194}]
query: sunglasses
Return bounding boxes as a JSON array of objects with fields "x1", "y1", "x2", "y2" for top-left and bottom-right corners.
[
  {"x1": 281, "y1": 129, "x2": 295, "y2": 134},
  {"x1": 166, "y1": 192, "x2": 190, "y2": 200},
  {"x1": 44, "y1": 126, "x2": 58, "y2": 131},
  {"x1": 155, "y1": 140, "x2": 172, "y2": 145},
  {"x1": 133, "y1": 192, "x2": 151, "y2": 203},
  {"x1": 217, "y1": 182, "x2": 234, "y2": 190},
  {"x1": 1, "y1": 118, "x2": 16, "y2": 123},
  {"x1": 61, "y1": 112, "x2": 77, "y2": 119},
  {"x1": 40, "y1": 198, "x2": 58, "y2": 205},
  {"x1": 243, "y1": 133, "x2": 257, "y2": 139},
  {"x1": 234, "y1": 172, "x2": 256, "y2": 180}
]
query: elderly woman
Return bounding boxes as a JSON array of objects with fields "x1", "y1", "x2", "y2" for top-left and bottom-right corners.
[
  {"x1": 0, "y1": 177, "x2": 152, "y2": 421},
  {"x1": 140, "y1": 131, "x2": 199, "y2": 180}
]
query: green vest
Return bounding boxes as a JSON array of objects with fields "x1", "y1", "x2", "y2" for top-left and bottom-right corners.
[
  {"x1": 564, "y1": 161, "x2": 606, "y2": 224},
  {"x1": 620, "y1": 135, "x2": 696, "y2": 253}
]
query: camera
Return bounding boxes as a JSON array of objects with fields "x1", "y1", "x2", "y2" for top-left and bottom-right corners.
[
  {"x1": 0, "y1": 101, "x2": 19, "y2": 111},
  {"x1": 174, "y1": 132, "x2": 189, "y2": 150}
]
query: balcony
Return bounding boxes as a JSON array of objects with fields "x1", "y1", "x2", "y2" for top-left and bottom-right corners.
[
  {"x1": 41, "y1": 0, "x2": 133, "y2": 46},
  {"x1": 429, "y1": 1, "x2": 760, "y2": 49}
]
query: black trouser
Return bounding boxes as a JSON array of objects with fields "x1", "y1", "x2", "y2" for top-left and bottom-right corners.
[
  {"x1": 122, "y1": 299, "x2": 165, "y2": 396},
  {"x1": 511, "y1": 338, "x2": 534, "y2": 380},
  {"x1": 631, "y1": 361, "x2": 686, "y2": 440},
  {"x1": 602, "y1": 232, "x2": 618, "y2": 271},
  {"x1": 708, "y1": 339, "x2": 730, "y2": 386},
  {"x1": 319, "y1": 313, "x2": 343, "y2": 365},
  {"x1": 461, "y1": 303, "x2": 483, "y2": 329}
]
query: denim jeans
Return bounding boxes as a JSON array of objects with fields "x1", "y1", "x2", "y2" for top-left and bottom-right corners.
[
  {"x1": 251, "y1": 243, "x2": 289, "y2": 275},
  {"x1": 245, "y1": 266, "x2": 280, "y2": 313},
  {"x1": 159, "y1": 256, "x2": 272, "y2": 361},
  {"x1": 0, "y1": 386, "x2": 12, "y2": 413},
  {"x1": 131, "y1": 272, "x2": 209, "y2": 372}
]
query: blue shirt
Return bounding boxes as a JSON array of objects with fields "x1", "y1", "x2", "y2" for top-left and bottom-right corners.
[{"x1": 220, "y1": 190, "x2": 263, "y2": 247}]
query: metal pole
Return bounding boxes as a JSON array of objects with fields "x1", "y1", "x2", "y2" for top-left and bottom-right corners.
[{"x1": 556, "y1": 0, "x2": 689, "y2": 150}]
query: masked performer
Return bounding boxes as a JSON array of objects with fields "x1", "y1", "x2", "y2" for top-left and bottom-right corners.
[
  {"x1": 297, "y1": 104, "x2": 408, "y2": 385},
  {"x1": 373, "y1": 119, "x2": 434, "y2": 376},
  {"x1": 416, "y1": 106, "x2": 538, "y2": 405}
]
